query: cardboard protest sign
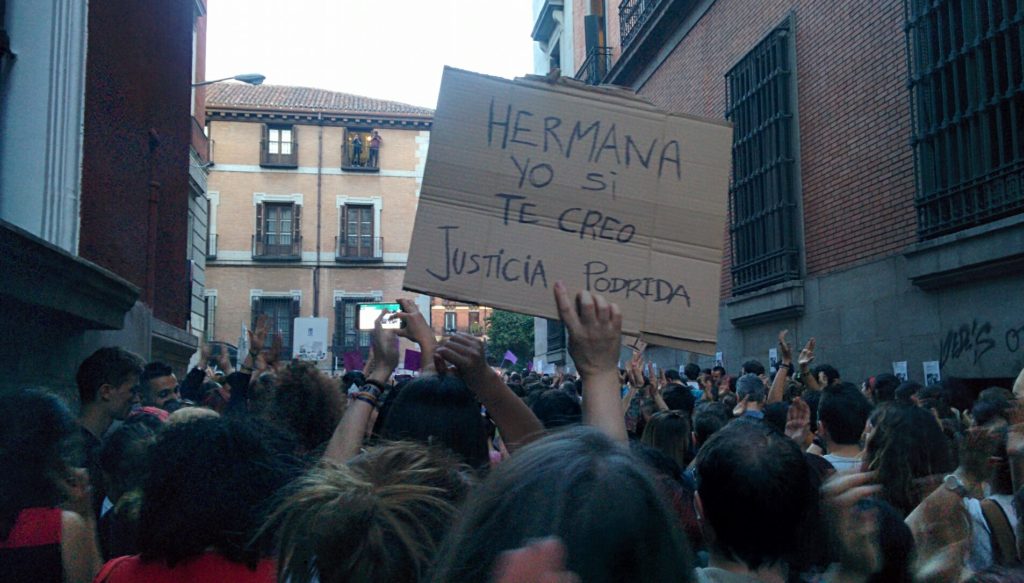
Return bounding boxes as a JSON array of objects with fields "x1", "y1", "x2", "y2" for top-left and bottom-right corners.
[{"x1": 404, "y1": 68, "x2": 732, "y2": 353}]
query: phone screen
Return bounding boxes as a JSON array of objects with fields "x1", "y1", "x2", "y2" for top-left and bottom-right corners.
[{"x1": 358, "y1": 303, "x2": 402, "y2": 330}]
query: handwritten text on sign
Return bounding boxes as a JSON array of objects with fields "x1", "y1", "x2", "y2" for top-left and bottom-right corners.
[{"x1": 404, "y1": 68, "x2": 732, "y2": 351}]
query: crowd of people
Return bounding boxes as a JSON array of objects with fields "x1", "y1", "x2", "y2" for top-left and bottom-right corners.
[{"x1": 3, "y1": 285, "x2": 1024, "y2": 582}]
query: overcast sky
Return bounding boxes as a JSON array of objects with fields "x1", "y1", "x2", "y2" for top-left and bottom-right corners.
[{"x1": 206, "y1": 0, "x2": 536, "y2": 109}]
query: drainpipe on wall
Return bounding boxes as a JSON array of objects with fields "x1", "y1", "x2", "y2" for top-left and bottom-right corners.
[
  {"x1": 313, "y1": 111, "x2": 323, "y2": 317},
  {"x1": 146, "y1": 128, "x2": 162, "y2": 308}
]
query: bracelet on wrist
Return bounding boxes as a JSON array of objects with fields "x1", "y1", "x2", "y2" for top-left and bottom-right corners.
[
  {"x1": 353, "y1": 393, "x2": 379, "y2": 408},
  {"x1": 363, "y1": 380, "x2": 387, "y2": 395}
]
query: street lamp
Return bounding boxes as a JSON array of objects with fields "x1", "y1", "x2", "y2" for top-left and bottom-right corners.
[{"x1": 192, "y1": 73, "x2": 265, "y2": 88}]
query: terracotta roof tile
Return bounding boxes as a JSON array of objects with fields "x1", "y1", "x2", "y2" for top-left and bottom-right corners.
[{"x1": 206, "y1": 83, "x2": 434, "y2": 118}]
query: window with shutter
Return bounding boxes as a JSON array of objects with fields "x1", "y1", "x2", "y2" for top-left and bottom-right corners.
[
  {"x1": 342, "y1": 127, "x2": 380, "y2": 172},
  {"x1": 254, "y1": 202, "x2": 300, "y2": 260},
  {"x1": 337, "y1": 204, "x2": 379, "y2": 260},
  {"x1": 261, "y1": 124, "x2": 298, "y2": 167}
]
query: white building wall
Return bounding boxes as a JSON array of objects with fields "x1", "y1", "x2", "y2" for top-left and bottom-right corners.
[{"x1": 0, "y1": 0, "x2": 88, "y2": 253}]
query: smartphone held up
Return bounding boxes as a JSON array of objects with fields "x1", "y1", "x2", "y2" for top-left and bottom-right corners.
[{"x1": 358, "y1": 302, "x2": 405, "y2": 331}]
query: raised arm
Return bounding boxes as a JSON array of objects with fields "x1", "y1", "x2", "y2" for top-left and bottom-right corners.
[
  {"x1": 323, "y1": 315, "x2": 399, "y2": 464},
  {"x1": 436, "y1": 333, "x2": 544, "y2": 453},
  {"x1": 553, "y1": 281, "x2": 626, "y2": 443},
  {"x1": 393, "y1": 298, "x2": 438, "y2": 374},
  {"x1": 767, "y1": 329, "x2": 793, "y2": 404},
  {"x1": 797, "y1": 338, "x2": 821, "y2": 391}
]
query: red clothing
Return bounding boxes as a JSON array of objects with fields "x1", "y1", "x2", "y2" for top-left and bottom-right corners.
[
  {"x1": 0, "y1": 507, "x2": 64, "y2": 583},
  {"x1": 95, "y1": 552, "x2": 275, "y2": 583}
]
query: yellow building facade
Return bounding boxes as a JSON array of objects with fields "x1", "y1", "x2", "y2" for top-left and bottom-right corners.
[{"x1": 204, "y1": 83, "x2": 439, "y2": 367}]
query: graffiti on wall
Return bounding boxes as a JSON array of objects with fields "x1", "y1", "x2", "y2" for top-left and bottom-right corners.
[{"x1": 939, "y1": 319, "x2": 1024, "y2": 368}]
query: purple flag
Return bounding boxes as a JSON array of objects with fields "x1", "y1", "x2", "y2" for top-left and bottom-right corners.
[
  {"x1": 526, "y1": 360, "x2": 534, "y2": 372},
  {"x1": 343, "y1": 351, "x2": 364, "y2": 372},
  {"x1": 404, "y1": 349, "x2": 422, "y2": 371},
  {"x1": 503, "y1": 350, "x2": 518, "y2": 364}
]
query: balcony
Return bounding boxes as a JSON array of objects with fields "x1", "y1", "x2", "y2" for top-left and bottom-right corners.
[
  {"x1": 191, "y1": 117, "x2": 210, "y2": 164},
  {"x1": 206, "y1": 233, "x2": 217, "y2": 259},
  {"x1": 252, "y1": 235, "x2": 302, "y2": 261},
  {"x1": 531, "y1": 0, "x2": 564, "y2": 42},
  {"x1": 335, "y1": 236, "x2": 383, "y2": 262},
  {"x1": 619, "y1": 0, "x2": 666, "y2": 49},
  {"x1": 575, "y1": 46, "x2": 612, "y2": 85},
  {"x1": 260, "y1": 140, "x2": 298, "y2": 168},
  {"x1": 341, "y1": 143, "x2": 380, "y2": 173}
]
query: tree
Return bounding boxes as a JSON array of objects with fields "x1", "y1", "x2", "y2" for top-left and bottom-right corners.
[{"x1": 485, "y1": 310, "x2": 534, "y2": 369}]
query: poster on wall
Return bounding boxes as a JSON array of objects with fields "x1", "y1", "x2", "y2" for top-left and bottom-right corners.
[
  {"x1": 892, "y1": 361, "x2": 909, "y2": 383},
  {"x1": 923, "y1": 361, "x2": 941, "y2": 386},
  {"x1": 293, "y1": 317, "x2": 328, "y2": 361}
]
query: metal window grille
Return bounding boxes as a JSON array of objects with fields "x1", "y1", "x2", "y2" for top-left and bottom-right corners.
[
  {"x1": 905, "y1": 0, "x2": 1024, "y2": 239},
  {"x1": 725, "y1": 21, "x2": 801, "y2": 295},
  {"x1": 204, "y1": 295, "x2": 216, "y2": 342},
  {"x1": 333, "y1": 298, "x2": 373, "y2": 360},
  {"x1": 255, "y1": 296, "x2": 297, "y2": 357}
]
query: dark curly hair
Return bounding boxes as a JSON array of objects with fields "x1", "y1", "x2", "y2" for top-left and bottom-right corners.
[
  {"x1": 136, "y1": 417, "x2": 302, "y2": 568},
  {"x1": 0, "y1": 389, "x2": 77, "y2": 540},
  {"x1": 268, "y1": 362, "x2": 345, "y2": 454}
]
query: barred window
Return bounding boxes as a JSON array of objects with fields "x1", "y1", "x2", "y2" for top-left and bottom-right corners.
[
  {"x1": 725, "y1": 20, "x2": 802, "y2": 295},
  {"x1": 333, "y1": 297, "x2": 374, "y2": 360},
  {"x1": 906, "y1": 0, "x2": 1024, "y2": 239}
]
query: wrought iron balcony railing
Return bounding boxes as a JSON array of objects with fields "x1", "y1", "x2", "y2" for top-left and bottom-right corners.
[
  {"x1": 619, "y1": 0, "x2": 665, "y2": 49},
  {"x1": 206, "y1": 233, "x2": 217, "y2": 259},
  {"x1": 260, "y1": 139, "x2": 298, "y2": 168},
  {"x1": 252, "y1": 235, "x2": 302, "y2": 260},
  {"x1": 342, "y1": 142, "x2": 380, "y2": 172},
  {"x1": 575, "y1": 46, "x2": 612, "y2": 85},
  {"x1": 335, "y1": 236, "x2": 383, "y2": 262},
  {"x1": 191, "y1": 117, "x2": 211, "y2": 164}
]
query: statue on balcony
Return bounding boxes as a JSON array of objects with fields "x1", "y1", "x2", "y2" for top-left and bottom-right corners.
[
  {"x1": 368, "y1": 130, "x2": 382, "y2": 168},
  {"x1": 350, "y1": 134, "x2": 363, "y2": 166}
]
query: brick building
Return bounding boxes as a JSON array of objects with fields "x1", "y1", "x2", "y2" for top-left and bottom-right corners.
[
  {"x1": 1, "y1": 0, "x2": 204, "y2": 398},
  {"x1": 204, "y1": 85, "x2": 487, "y2": 370},
  {"x1": 535, "y1": 0, "x2": 1024, "y2": 386}
]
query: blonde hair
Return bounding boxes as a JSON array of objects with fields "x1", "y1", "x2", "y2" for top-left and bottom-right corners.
[
  {"x1": 263, "y1": 442, "x2": 474, "y2": 583},
  {"x1": 167, "y1": 406, "x2": 220, "y2": 425}
]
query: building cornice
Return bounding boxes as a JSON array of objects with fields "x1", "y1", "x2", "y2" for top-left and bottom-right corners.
[
  {"x1": 206, "y1": 108, "x2": 432, "y2": 130},
  {"x1": 0, "y1": 219, "x2": 140, "y2": 330}
]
